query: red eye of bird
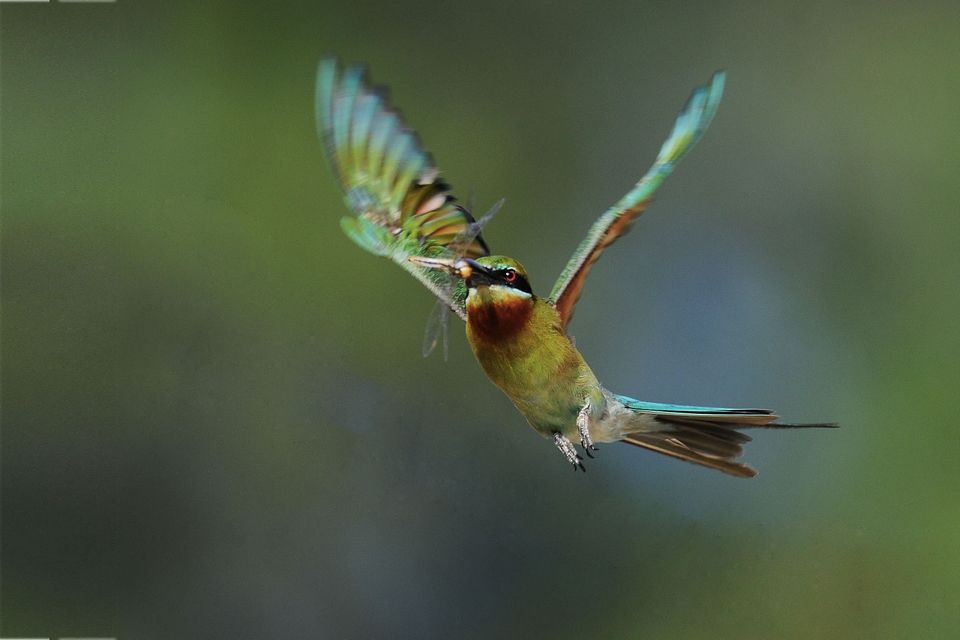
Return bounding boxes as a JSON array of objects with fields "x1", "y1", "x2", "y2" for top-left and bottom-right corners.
[{"x1": 503, "y1": 269, "x2": 517, "y2": 283}]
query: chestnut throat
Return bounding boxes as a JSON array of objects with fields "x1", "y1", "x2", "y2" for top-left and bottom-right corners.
[{"x1": 466, "y1": 295, "x2": 534, "y2": 344}]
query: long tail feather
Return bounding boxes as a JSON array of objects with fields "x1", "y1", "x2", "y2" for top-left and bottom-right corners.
[
  {"x1": 615, "y1": 395, "x2": 838, "y2": 477},
  {"x1": 622, "y1": 431, "x2": 759, "y2": 478}
]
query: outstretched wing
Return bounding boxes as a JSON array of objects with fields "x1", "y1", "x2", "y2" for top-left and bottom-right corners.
[
  {"x1": 549, "y1": 71, "x2": 726, "y2": 327},
  {"x1": 315, "y1": 57, "x2": 491, "y2": 320}
]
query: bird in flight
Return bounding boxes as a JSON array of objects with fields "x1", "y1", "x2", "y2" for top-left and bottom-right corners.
[{"x1": 315, "y1": 57, "x2": 836, "y2": 476}]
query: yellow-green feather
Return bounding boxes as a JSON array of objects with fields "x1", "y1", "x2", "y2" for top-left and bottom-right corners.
[
  {"x1": 465, "y1": 279, "x2": 602, "y2": 438},
  {"x1": 316, "y1": 57, "x2": 491, "y2": 320}
]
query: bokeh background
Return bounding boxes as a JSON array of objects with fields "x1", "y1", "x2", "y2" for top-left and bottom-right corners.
[{"x1": 2, "y1": 1, "x2": 958, "y2": 638}]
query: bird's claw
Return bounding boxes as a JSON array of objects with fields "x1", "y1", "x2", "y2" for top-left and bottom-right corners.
[
  {"x1": 576, "y1": 402, "x2": 598, "y2": 458},
  {"x1": 553, "y1": 433, "x2": 586, "y2": 472}
]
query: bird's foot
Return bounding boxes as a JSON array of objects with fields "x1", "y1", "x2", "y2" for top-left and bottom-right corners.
[
  {"x1": 553, "y1": 433, "x2": 585, "y2": 472},
  {"x1": 577, "y1": 402, "x2": 599, "y2": 458}
]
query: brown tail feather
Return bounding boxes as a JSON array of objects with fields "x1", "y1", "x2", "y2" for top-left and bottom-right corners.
[
  {"x1": 622, "y1": 431, "x2": 758, "y2": 478},
  {"x1": 622, "y1": 418, "x2": 838, "y2": 478}
]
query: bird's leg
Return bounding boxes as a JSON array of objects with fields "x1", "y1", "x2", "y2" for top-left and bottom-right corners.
[
  {"x1": 553, "y1": 433, "x2": 585, "y2": 472},
  {"x1": 577, "y1": 400, "x2": 599, "y2": 458}
]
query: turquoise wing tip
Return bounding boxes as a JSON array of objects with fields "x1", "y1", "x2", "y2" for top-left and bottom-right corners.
[
  {"x1": 704, "y1": 70, "x2": 726, "y2": 125},
  {"x1": 316, "y1": 57, "x2": 344, "y2": 186},
  {"x1": 315, "y1": 57, "x2": 337, "y2": 138},
  {"x1": 655, "y1": 70, "x2": 726, "y2": 167},
  {"x1": 340, "y1": 216, "x2": 391, "y2": 257}
]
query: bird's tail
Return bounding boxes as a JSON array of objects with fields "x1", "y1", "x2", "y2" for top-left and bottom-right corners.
[{"x1": 614, "y1": 396, "x2": 837, "y2": 478}]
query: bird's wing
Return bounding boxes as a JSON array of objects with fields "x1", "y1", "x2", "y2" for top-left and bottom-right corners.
[
  {"x1": 315, "y1": 57, "x2": 491, "y2": 321},
  {"x1": 549, "y1": 71, "x2": 725, "y2": 328}
]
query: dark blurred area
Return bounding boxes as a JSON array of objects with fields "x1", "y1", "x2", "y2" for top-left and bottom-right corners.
[{"x1": 2, "y1": 1, "x2": 958, "y2": 638}]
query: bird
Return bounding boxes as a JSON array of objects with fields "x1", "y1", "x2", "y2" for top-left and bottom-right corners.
[{"x1": 315, "y1": 57, "x2": 836, "y2": 477}]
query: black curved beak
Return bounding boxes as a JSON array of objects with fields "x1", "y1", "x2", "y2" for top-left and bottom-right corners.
[{"x1": 408, "y1": 256, "x2": 496, "y2": 287}]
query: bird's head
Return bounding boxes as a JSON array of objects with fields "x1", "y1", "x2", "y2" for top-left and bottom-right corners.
[
  {"x1": 410, "y1": 255, "x2": 533, "y2": 298},
  {"x1": 409, "y1": 255, "x2": 536, "y2": 341}
]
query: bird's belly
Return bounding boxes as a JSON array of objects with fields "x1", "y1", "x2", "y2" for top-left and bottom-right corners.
[{"x1": 472, "y1": 338, "x2": 596, "y2": 436}]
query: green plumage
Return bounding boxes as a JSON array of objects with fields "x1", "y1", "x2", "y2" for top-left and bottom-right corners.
[
  {"x1": 549, "y1": 71, "x2": 726, "y2": 327},
  {"x1": 315, "y1": 58, "x2": 490, "y2": 320},
  {"x1": 463, "y1": 258, "x2": 605, "y2": 437},
  {"x1": 317, "y1": 60, "x2": 837, "y2": 476},
  {"x1": 453, "y1": 256, "x2": 833, "y2": 477}
]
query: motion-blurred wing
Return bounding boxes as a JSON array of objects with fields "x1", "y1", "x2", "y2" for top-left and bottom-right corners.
[
  {"x1": 315, "y1": 57, "x2": 491, "y2": 320},
  {"x1": 549, "y1": 71, "x2": 726, "y2": 327}
]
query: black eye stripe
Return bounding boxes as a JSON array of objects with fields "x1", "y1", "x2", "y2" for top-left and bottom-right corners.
[{"x1": 496, "y1": 268, "x2": 532, "y2": 295}]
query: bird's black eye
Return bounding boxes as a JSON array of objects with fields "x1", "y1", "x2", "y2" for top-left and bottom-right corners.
[{"x1": 503, "y1": 269, "x2": 517, "y2": 283}]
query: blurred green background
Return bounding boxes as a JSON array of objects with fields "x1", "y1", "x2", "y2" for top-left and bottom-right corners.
[{"x1": 2, "y1": 0, "x2": 958, "y2": 638}]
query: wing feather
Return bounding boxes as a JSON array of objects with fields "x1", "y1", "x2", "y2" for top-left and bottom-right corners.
[
  {"x1": 550, "y1": 71, "x2": 726, "y2": 327},
  {"x1": 316, "y1": 57, "x2": 491, "y2": 320}
]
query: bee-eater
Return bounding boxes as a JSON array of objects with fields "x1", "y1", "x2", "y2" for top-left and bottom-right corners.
[{"x1": 315, "y1": 58, "x2": 836, "y2": 477}]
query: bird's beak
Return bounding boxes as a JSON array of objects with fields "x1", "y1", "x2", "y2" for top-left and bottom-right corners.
[
  {"x1": 408, "y1": 256, "x2": 482, "y2": 280},
  {"x1": 408, "y1": 255, "x2": 460, "y2": 275},
  {"x1": 409, "y1": 256, "x2": 499, "y2": 287}
]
